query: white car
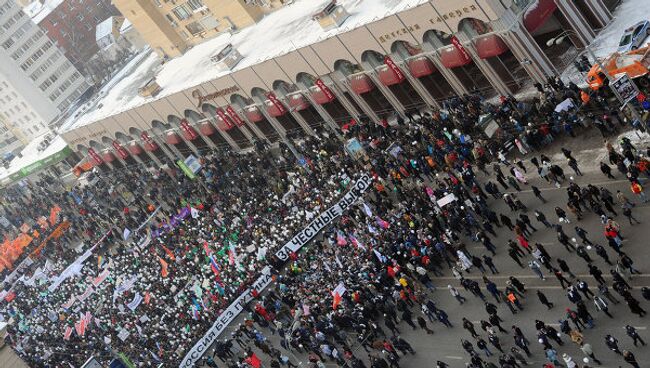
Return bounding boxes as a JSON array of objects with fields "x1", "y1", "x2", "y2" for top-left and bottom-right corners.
[{"x1": 617, "y1": 20, "x2": 650, "y2": 53}]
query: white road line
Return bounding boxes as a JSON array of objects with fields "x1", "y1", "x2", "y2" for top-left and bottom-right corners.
[{"x1": 444, "y1": 356, "x2": 464, "y2": 360}]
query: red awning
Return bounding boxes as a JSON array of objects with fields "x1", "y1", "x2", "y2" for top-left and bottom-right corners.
[
  {"x1": 166, "y1": 132, "x2": 181, "y2": 145},
  {"x1": 181, "y1": 127, "x2": 199, "y2": 141},
  {"x1": 144, "y1": 142, "x2": 158, "y2": 152},
  {"x1": 265, "y1": 100, "x2": 287, "y2": 117},
  {"x1": 475, "y1": 34, "x2": 509, "y2": 59},
  {"x1": 128, "y1": 143, "x2": 143, "y2": 155},
  {"x1": 440, "y1": 46, "x2": 472, "y2": 68},
  {"x1": 377, "y1": 65, "x2": 405, "y2": 86},
  {"x1": 199, "y1": 122, "x2": 217, "y2": 135},
  {"x1": 407, "y1": 56, "x2": 437, "y2": 78},
  {"x1": 287, "y1": 93, "x2": 310, "y2": 111},
  {"x1": 524, "y1": 0, "x2": 558, "y2": 33},
  {"x1": 310, "y1": 86, "x2": 336, "y2": 104},
  {"x1": 244, "y1": 106, "x2": 264, "y2": 123},
  {"x1": 102, "y1": 152, "x2": 116, "y2": 163},
  {"x1": 349, "y1": 74, "x2": 375, "y2": 94},
  {"x1": 214, "y1": 116, "x2": 232, "y2": 131}
]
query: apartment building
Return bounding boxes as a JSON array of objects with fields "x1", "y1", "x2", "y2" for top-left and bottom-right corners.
[
  {"x1": 112, "y1": 0, "x2": 284, "y2": 58},
  {"x1": 25, "y1": 0, "x2": 120, "y2": 73},
  {"x1": 0, "y1": 0, "x2": 89, "y2": 141}
]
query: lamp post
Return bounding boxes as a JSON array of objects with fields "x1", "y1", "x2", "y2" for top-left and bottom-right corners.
[{"x1": 546, "y1": 30, "x2": 644, "y2": 125}]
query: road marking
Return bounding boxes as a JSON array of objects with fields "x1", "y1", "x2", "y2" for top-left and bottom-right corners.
[
  {"x1": 633, "y1": 326, "x2": 647, "y2": 330},
  {"x1": 444, "y1": 356, "x2": 464, "y2": 360},
  {"x1": 434, "y1": 274, "x2": 650, "y2": 280}
]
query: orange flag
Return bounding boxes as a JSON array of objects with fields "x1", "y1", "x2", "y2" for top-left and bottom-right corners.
[
  {"x1": 161, "y1": 245, "x2": 176, "y2": 261},
  {"x1": 49, "y1": 205, "x2": 62, "y2": 226},
  {"x1": 158, "y1": 257, "x2": 169, "y2": 278},
  {"x1": 332, "y1": 292, "x2": 342, "y2": 310}
]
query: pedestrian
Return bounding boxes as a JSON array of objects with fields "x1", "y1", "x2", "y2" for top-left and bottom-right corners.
[
  {"x1": 476, "y1": 338, "x2": 492, "y2": 357},
  {"x1": 532, "y1": 185, "x2": 546, "y2": 203},
  {"x1": 625, "y1": 325, "x2": 646, "y2": 346},
  {"x1": 622, "y1": 205, "x2": 641, "y2": 225},
  {"x1": 463, "y1": 318, "x2": 479, "y2": 338},
  {"x1": 557, "y1": 258, "x2": 576, "y2": 278},
  {"x1": 588, "y1": 264, "x2": 607, "y2": 285},
  {"x1": 623, "y1": 350, "x2": 640, "y2": 368},
  {"x1": 594, "y1": 244, "x2": 613, "y2": 265},
  {"x1": 630, "y1": 181, "x2": 647, "y2": 203},
  {"x1": 537, "y1": 290, "x2": 554, "y2": 309},
  {"x1": 605, "y1": 334, "x2": 622, "y2": 355},
  {"x1": 568, "y1": 157, "x2": 583, "y2": 176},
  {"x1": 483, "y1": 255, "x2": 499, "y2": 274},
  {"x1": 593, "y1": 295, "x2": 613, "y2": 318},
  {"x1": 488, "y1": 333, "x2": 503, "y2": 353},
  {"x1": 535, "y1": 209, "x2": 552, "y2": 228},
  {"x1": 600, "y1": 161, "x2": 616, "y2": 179},
  {"x1": 555, "y1": 206, "x2": 570, "y2": 223},
  {"x1": 529, "y1": 260, "x2": 545, "y2": 280},
  {"x1": 545, "y1": 348, "x2": 562, "y2": 366},
  {"x1": 580, "y1": 342, "x2": 602, "y2": 365},
  {"x1": 417, "y1": 316, "x2": 433, "y2": 334},
  {"x1": 448, "y1": 285, "x2": 466, "y2": 304},
  {"x1": 574, "y1": 226, "x2": 592, "y2": 245}
]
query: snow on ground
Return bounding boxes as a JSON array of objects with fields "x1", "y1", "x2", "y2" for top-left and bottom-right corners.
[
  {"x1": 60, "y1": 0, "x2": 429, "y2": 132},
  {"x1": 589, "y1": 0, "x2": 650, "y2": 59},
  {"x1": 0, "y1": 134, "x2": 68, "y2": 181},
  {"x1": 23, "y1": 0, "x2": 65, "y2": 24}
]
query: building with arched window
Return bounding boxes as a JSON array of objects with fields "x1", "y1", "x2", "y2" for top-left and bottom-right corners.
[{"x1": 58, "y1": 0, "x2": 617, "y2": 170}]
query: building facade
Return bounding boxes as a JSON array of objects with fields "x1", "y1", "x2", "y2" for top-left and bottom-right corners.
[
  {"x1": 0, "y1": 0, "x2": 89, "y2": 141},
  {"x1": 24, "y1": 0, "x2": 119, "y2": 73},
  {"x1": 0, "y1": 114, "x2": 24, "y2": 154},
  {"x1": 112, "y1": 0, "x2": 276, "y2": 58},
  {"x1": 60, "y1": 0, "x2": 617, "y2": 170}
]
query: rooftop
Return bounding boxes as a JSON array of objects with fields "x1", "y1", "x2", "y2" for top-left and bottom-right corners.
[
  {"x1": 95, "y1": 17, "x2": 115, "y2": 42},
  {"x1": 59, "y1": 0, "x2": 427, "y2": 133},
  {"x1": 0, "y1": 133, "x2": 69, "y2": 183},
  {"x1": 24, "y1": 0, "x2": 65, "y2": 24}
]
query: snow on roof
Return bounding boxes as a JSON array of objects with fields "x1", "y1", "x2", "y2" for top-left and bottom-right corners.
[
  {"x1": 95, "y1": 17, "x2": 115, "y2": 42},
  {"x1": 24, "y1": 0, "x2": 65, "y2": 24},
  {"x1": 60, "y1": 0, "x2": 427, "y2": 132},
  {"x1": 589, "y1": 0, "x2": 650, "y2": 59},
  {"x1": 119, "y1": 18, "x2": 132, "y2": 34},
  {"x1": 0, "y1": 134, "x2": 68, "y2": 181}
]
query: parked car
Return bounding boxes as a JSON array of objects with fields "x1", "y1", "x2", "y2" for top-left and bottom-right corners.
[{"x1": 617, "y1": 20, "x2": 650, "y2": 53}]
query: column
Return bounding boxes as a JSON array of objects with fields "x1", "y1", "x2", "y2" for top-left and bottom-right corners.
[
  {"x1": 396, "y1": 57, "x2": 440, "y2": 109},
  {"x1": 330, "y1": 72, "x2": 380, "y2": 125},
  {"x1": 503, "y1": 22, "x2": 557, "y2": 82},
  {"x1": 555, "y1": 0, "x2": 596, "y2": 47},
  {"x1": 457, "y1": 33, "x2": 511, "y2": 96}
]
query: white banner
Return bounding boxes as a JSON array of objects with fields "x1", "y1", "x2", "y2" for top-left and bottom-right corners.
[
  {"x1": 180, "y1": 266, "x2": 273, "y2": 368},
  {"x1": 274, "y1": 174, "x2": 373, "y2": 261}
]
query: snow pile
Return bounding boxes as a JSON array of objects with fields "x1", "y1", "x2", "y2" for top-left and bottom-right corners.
[{"x1": 589, "y1": 0, "x2": 650, "y2": 59}]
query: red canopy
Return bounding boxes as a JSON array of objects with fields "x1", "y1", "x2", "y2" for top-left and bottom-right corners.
[
  {"x1": 310, "y1": 86, "x2": 336, "y2": 104},
  {"x1": 199, "y1": 122, "x2": 217, "y2": 135},
  {"x1": 265, "y1": 100, "x2": 287, "y2": 117},
  {"x1": 524, "y1": 0, "x2": 558, "y2": 33},
  {"x1": 102, "y1": 152, "x2": 116, "y2": 163},
  {"x1": 144, "y1": 142, "x2": 158, "y2": 152},
  {"x1": 128, "y1": 143, "x2": 143, "y2": 155},
  {"x1": 407, "y1": 56, "x2": 437, "y2": 78},
  {"x1": 475, "y1": 34, "x2": 509, "y2": 59},
  {"x1": 287, "y1": 93, "x2": 310, "y2": 111},
  {"x1": 245, "y1": 106, "x2": 264, "y2": 123},
  {"x1": 377, "y1": 65, "x2": 405, "y2": 86},
  {"x1": 440, "y1": 46, "x2": 472, "y2": 68},
  {"x1": 349, "y1": 74, "x2": 375, "y2": 94},
  {"x1": 166, "y1": 132, "x2": 181, "y2": 145}
]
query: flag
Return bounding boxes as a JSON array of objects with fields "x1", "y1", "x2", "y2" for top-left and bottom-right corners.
[
  {"x1": 49, "y1": 205, "x2": 62, "y2": 226},
  {"x1": 191, "y1": 305, "x2": 199, "y2": 320},
  {"x1": 161, "y1": 245, "x2": 176, "y2": 261},
  {"x1": 123, "y1": 228, "x2": 131, "y2": 240},
  {"x1": 375, "y1": 216, "x2": 390, "y2": 229},
  {"x1": 155, "y1": 342, "x2": 164, "y2": 357},
  {"x1": 335, "y1": 255, "x2": 343, "y2": 269},
  {"x1": 209, "y1": 255, "x2": 221, "y2": 279},
  {"x1": 97, "y1": 255, "x2": 104, "y2": 269},
  {"x1": 349, "y1": 234, "x2": 366, "y2": 251},
  {"x1": 228, "y1": 242, "x2": 237, "y2": 266},
  {"x1": 190, "y1": 207, "x2": 200, "y2": 219},
  {"x1": 367, "y1": 224, "x2": 378, "y2": 234},
  {"x1": 75, "y1": 320, "x2": 85, "y2": 337},
  {"x1": 158, "y1": 257, "x2": 169, "y2": 278},
  {"x1": 336, "y1": 231, "x2": 347, "y2": 246},
  {"x1": 202, "y1": 241, "x2": 212, "y2": 256},
  {"x1": 144, "y1": 291, "x2": 151, "y2": 305},
  {"x1": 363, "y1": 203, "x2": 373, "y2": 217},
  {"x1": 63, "y1": 326, "x2": 73, "y2": 340},
  {"x1": 332, "y1": 292, "x2": 342, "y2": 310},
  {"x1": 373, "y1": 249, "x2": 387, "y2": 263}
]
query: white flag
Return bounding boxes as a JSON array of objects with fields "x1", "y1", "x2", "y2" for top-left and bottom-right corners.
[{"x1": 363, "y1": 203, "x2": 373, "y2": 217}]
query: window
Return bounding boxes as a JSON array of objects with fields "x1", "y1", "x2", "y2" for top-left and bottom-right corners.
[
  {"x1": 165, "y1": 14, "x2": 178, "y2": 27},
  {"x1": 171, "y1": 4, "x2": 192, "y2": 20},
  {"x1": 185, "y1": 21, "x2": 204, "y2": 35},
  {"x1": 187, "y1": 0, "x2": 205, "y2": 11},
  {"x1": 201, "y1": 15, "x2": 219, "y2": 30}
]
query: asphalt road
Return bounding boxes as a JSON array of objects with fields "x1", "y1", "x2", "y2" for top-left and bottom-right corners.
[{"x1": 213, "y1": 130, "x2": 650, "y2": 368}]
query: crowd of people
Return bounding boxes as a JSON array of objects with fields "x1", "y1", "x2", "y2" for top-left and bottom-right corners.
[{"x1": 0, "y1": 76, "x2": 649, "y2": 368}]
